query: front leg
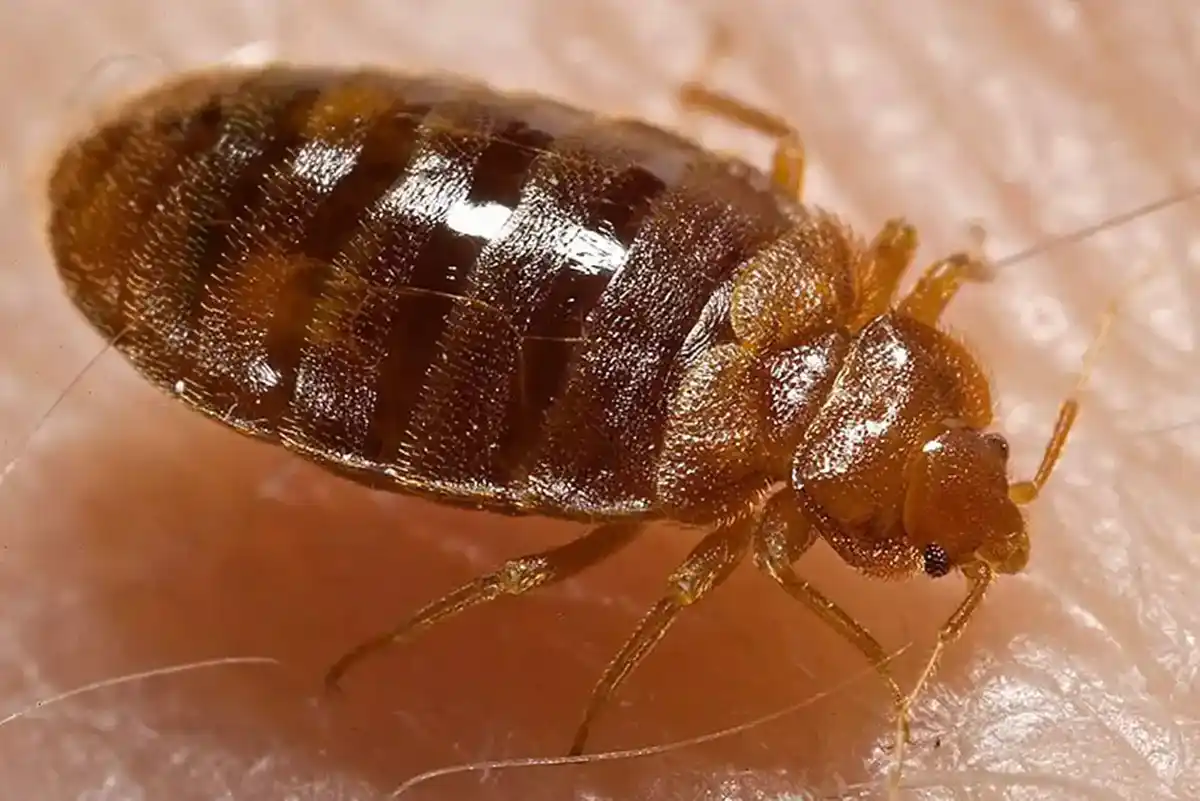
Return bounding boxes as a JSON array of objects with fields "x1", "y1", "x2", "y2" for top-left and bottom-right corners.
[
  {"x1": 888, "y1": 561, "x2": 994, "y2": 799},
  {"x1": 751, "y1": 491, "x2": 908, "y2": 722},
  {"x1": 899, "y1": 246, "x2": 994, "y2": 325},
  {"x1": 860, "y1": 222, "x2": 995, "y2": 327}
]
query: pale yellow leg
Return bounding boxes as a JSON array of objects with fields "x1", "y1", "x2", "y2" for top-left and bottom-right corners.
[
  {"x1": 323, "y1": 521, "x2": 641, "y2": 692},
  {"x1": 752, "y1": 513, "x2": 908, "y2": 722},
  {"x1": 855, "y1": 219, "x2": 921, "y2": 325},
  {"x1": 568, "y1": 515, "x2": 754, "y2": 755},
  {"x1": 675, "y1": 23, "x2": 807, "y2": 198},
  {"x1": 899, "y1": 250, "x2": 995, "y2": 326}
]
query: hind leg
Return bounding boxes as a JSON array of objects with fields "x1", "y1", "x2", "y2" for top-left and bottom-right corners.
[
  {"x1": 676, "y1": 24, "x2": 806, "y2": 198},
  {"x1": 323, "y1": 520, "x2": 641, "y2": 691},
  {"x1": 678, "y1": 83, "x2": 807, "y2": 198}
]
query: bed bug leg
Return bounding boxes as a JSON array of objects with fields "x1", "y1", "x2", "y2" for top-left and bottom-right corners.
[
  {"x1": 888, "y1": 561, "x2": 994, "y2": 800},
  {"x1": 568, "y1": 514, "x2": 755, "y2": 755},
  {"x1": 899, "y1": 246, "x2": 995, "y2": 326},
  {"x1": 856, "y1": 218, "x2": 921, "y2": 323},
  {"x1": 751, "y1": 492, "x2": 910, "y2": 736},
  {"x1": 677, "y1": 82, "x2": 806, "y2": 199},
  {"x1": 890, "y1": 286, "x2": 1126, "y2": 797},
  {"x1": 674, "y1": 21, "x2": 806, "y2": 198},
  {"x1": 323, "y1": 520, "x2": 642, "y2": 693}
]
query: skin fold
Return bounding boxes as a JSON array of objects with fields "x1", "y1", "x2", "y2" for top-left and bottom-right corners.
[{"x1": 1, "y1": 1, "x2": 1197, "y2": 799}]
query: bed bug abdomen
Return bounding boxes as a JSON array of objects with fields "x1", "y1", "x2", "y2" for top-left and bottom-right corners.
[{"x1": 47, "y1": 66, "x2": 798, "y2": 518}]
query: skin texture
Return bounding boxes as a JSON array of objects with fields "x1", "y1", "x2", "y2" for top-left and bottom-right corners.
[{"x1": 2, "y1": 1, "x2": 1198, "y2": 799}]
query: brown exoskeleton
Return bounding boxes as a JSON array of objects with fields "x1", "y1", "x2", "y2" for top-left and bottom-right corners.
[{"x1": 44, "y1": 50, "x2": 1113, "y2": 787}]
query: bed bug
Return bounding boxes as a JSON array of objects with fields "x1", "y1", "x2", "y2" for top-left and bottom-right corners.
[{"x1": 44, "y1": 59, "x2": 1108, "y2": 768}]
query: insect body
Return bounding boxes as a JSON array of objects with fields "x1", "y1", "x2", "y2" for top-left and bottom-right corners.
[{"x1": 45, "y1": 64, "x2": 1082, "y2": 761}]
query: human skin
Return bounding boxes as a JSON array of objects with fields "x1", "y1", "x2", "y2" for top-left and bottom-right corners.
[{"x1": 1, "y1": 1, "x2": 1198, "y2": 799}]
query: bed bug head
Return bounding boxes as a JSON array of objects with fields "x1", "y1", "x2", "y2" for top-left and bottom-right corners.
[{"x1": 903, "y1": 424, "x2": 1029, "y2": 579}]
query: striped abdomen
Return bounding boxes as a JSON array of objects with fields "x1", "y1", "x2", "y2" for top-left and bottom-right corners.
[{"x1": 46, "y1": 66, "x2": 797, "y2": 519}]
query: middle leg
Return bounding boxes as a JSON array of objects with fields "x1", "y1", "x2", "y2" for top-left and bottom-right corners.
[{"x1": 568, "y1": 513, "x2": 756, "y2": 755}]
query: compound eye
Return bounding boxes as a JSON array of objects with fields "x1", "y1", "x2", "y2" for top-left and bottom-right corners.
[{"x1": 923, "y1": 543, "x2": 952, "y2": 578}]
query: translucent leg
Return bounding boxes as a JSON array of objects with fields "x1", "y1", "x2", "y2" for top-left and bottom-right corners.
[
  {"x1": 675, "y1": 21, "x2": 806, "y2": 198},
  {"x1": 568, "y1": 515, "x2": 754, "y2": 755},
  {"x1": 752, "y1": 499, "x2": 907, "y2": 725},
  {"x1": 899, "y1": 250, "x2": 994, "y2": 325},
  {"x1": 324, "y1": 520, "x2": 641, "y2": 691}
]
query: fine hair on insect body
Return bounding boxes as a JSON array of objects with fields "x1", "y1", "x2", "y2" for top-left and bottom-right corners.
[{"x1": 39, "y1": 32, "x2": 1195, "y2": 797}]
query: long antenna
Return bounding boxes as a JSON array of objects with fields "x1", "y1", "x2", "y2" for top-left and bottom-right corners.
[{"x1": 993, "y1": 185, "x2": 1200, "y2": 269}]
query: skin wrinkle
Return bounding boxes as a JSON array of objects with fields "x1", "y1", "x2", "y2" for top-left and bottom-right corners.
[{"x1": 1, "y1": 1, "x2": 1198, "y2": 800}]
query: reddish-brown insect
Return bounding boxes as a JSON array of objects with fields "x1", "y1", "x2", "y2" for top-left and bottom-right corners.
[{"x1": 44, "y1": 60, "x2": 1106, "y2": 769}]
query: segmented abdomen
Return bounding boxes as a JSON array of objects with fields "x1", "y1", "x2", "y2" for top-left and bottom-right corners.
[{"x1": 47, "y1": 66, "x2": 796, "y2": 518}]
